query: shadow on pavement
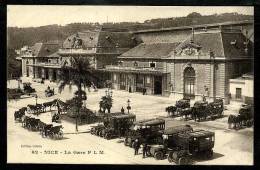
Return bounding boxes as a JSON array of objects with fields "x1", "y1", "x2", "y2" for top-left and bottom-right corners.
[
  {"x1": 64, "y1": 131, "x2": 90, "y2": 135},
  {"x1": 191, "y1": 152, "x2": 224, "y2": 164}
]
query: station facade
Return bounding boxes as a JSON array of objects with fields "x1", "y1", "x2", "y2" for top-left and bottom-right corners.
[{"x1": 19, "y1": 21, "x2": 254, "y2": 104}]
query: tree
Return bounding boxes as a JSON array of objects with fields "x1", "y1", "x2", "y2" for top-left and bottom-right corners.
[
  {"x1": 187, "y1": 12, "x2": 202, "y2": 18},
  {"x1": 99, "y1": 96, "x2": 113, "y2": 113},
  {"x1": 58, "y1": 56, "x2": 97, "y2": 132}
]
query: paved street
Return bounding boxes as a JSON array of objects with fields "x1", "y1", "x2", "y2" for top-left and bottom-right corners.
[{"x1": 7, "y1": 79, "x2": 253, "y2": 165}]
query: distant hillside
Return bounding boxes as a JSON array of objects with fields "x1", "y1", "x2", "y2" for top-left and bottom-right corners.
[{"x1": 7, "y1": 12, "x2": 253, "y2": 50}]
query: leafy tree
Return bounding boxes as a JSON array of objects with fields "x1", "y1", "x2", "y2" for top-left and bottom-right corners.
[
  {"x1": 187, "y1": 12, "x2": 202, "y2": 18},
  {"x1": 58, "y1": 56, "x2": 97, "y2": 132},
  {"x1": 99, "y1": 95, "x2": 113, "y2": 113}
]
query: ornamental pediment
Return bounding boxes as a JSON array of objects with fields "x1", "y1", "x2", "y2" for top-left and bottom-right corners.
[
  {"x1": 68, "y1": 34, "x2": 83, "y2": 49},
  {"x1": 176, "y1": 42, "x2": 202, "y2": 56}
]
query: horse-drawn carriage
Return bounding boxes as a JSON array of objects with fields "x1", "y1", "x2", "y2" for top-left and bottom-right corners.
[
  {"x1": 45, "y1": 88, "x2": 55, "y2": 97},
  {"x1": 166, "y1": 99, "x2": 190, "y2": 117},
  {"x1": 42, "y1": 124, "x2": 63, "y2": 139},
  {"x1": 124, "y1": 118, "x2": 165, "y2": 147},
  {"x1": 192, "y1": 99, "x2": 224, "y2": 121},
  {"x1": 21, "y1": 116, "x2": 41, "y2": 131},
  {"x1": 228, "y1": 104, "x2": 254, "y2": 129},
  {"x1": 14, "y1": 107, "x2": 27, "y2": 122},
  {"x1": 21, "y1": 115, "x2": 63, "y2": 139},
  {"x1": 22, "y1": 82, "x2": 36, "y2": 95},
  {"x1": 7, "y1": 88, "x2": 24, "y2": 100},
  {"x1": 146, "y1": 125, "x2": 215, "y2": 165},
  {"x1": 91, "y1": 112, "x2": 136, "y2": 139},
  {"x1": 27, "y1": 104, "x2": 44, "y2": 115}
]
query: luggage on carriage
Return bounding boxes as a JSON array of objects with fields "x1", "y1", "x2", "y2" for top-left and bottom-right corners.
[
  {"x1": 101, "y1": 114, "x2": 136, "y2": 139},
  {"x1": 146, "y1": 125, "x2": 193, "y2": 161},
  {"x1": 91, "y1": 112, "x2": 136, "y2": 139},
  {"x1": 175, "y1": 99, "x2": 191, "y2": 116},
  {"x1": 208, "y1": 99, "x2": 224, "y2": 120},
  {"x1": 147, "y1": 125, "x2": 215, "y2": 165},
  {"x1": 124, "y1": 118, "x2": 165, "y2": 147}
]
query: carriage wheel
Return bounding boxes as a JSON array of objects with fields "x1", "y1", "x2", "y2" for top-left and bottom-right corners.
[
  {"x1": 167, "y1": 151, "x2": 174, "y2": 163},
  {"x1": 146, "y1": 148, "x2": 152, "y2": 157},
  {"x1": 98, "y1": 130, "x2": 103, "y2": 137},
  {"x1": 124, "y1": 138, "x2": 128, "y2": 146},
  {"x1": 154, "y1": 151, "x2": 164, "y2": 160},
  {"x1": 49, "y1": 132, "x2": 54, "y2": 139},
  {"x1": 90, "y1": 128, "x2": 95, "y2": 135},
  {"x1": 178, "y1": 157, "x2": 189, "y2": 165},
  {"x1": 104, "y1": 133, "x2": 110, "y2": 140},
  {"x1": 27, "y1": 124, "x2": 31, "y2": 131}
]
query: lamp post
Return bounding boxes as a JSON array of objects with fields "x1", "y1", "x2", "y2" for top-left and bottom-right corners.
[
  {"x1": 127, "y1": 99, "x2": 131, "y2": 114},
  {"x1": 35, "y1": 94, "x2": 38, "y2": 105}
]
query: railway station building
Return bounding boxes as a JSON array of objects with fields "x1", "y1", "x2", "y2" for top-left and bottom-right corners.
[{"x1": 19, "y1": 21, "x2": 254, "y2": 104}]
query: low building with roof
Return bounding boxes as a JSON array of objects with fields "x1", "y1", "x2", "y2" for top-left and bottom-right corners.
[
  {"x1": 229, "y1": 72, "x2": 253, "y2": 104},
  {"x1": 19, "y1": 41, "x2": 61, "y2": 81}
]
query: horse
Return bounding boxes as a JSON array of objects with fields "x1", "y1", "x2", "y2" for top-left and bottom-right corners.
[
  {"x1": 165, "y1": 106, "x2": 177, "y2": 117},
  {"x1": 180, "y1": 107, "x2": 193, "y2": 120},
  {"x1": 228, "y1": 115, "x2": 241, "y2": 129}
]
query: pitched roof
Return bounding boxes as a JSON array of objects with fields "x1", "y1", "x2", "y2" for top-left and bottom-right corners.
[
  {"x1": 63, "y1": 31, "x2": 100, "y2": 50},
  {"x1": 174, "y1": 32, "x2": 225, "y2": 57},
  {"x1": 30, "y1": 42, "x2": 60, "y2": 57},
  {"x1": 37, "y1": 43, "x2": 60, "y2": 57},
  {"x1": 96, "y1": 31, "x2": 136, "y2": 54},
  {"x1": 62, "y1": 30, "x2": 137, "y2": 54},
  {"x1": 119, "y1": 42, "x2": 180, "y2": 59},
  {"x1": 31, "y1": 43, "x2": 43, "y2": 57},
  {"x1": 172, "y1": 30, "x2": 252, "y2": 58},
  {"x1": 221, "y1": 32, "x2": 253, "y2": 57}
]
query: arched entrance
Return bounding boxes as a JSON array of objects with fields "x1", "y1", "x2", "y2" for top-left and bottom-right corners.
[{"x1": 183, "y1": 67, "x2": 195, "y2": 99}]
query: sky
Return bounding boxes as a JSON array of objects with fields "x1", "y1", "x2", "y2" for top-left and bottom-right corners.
[{"x1": 7, "y1": 6, "x2": 254, "y2": 28}]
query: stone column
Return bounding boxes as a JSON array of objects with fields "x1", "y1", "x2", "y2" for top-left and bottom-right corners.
[
  {"x1": 49, "y1": 68, "x2": 53, "y2": 81},
  {"x1": 41, "y1": 68, "x2": 45, "y2": 79}
]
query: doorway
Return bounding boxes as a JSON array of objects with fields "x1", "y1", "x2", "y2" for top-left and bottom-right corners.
[
  {"x1": 45, "y1": 69, "x2": 49, "y2": 80},
  {"x1": 154, "y1": 76, "x2": 162, "y2": 95},
  {"x1": 183, "y1": 67, "x2": 195, "y2": 99},
  {"x1": 53, "y1": 69, "x2": 57, "y2": 81}
]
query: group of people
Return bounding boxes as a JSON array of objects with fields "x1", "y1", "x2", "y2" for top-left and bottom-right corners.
[{"x1": 133, "y1": 139, "x2": 149, "y2": 158}]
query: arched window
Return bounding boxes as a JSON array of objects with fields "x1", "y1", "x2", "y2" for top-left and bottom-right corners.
[{"x1": 183, "y1": 67, "x2": 195, "y2": 99}]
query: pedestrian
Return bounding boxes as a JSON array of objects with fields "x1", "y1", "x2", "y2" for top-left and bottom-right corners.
[
  {"x1": 121, "y1": 107, "x2": 125, "y2": 114},
  {"x1": 134, "y1": 139, "x2": 140, "y2": 155},
  {"x1": 143, "y1": 143, "x2": 148, "y2": 158}
]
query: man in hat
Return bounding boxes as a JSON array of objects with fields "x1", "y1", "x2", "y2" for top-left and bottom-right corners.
[{"x1": 134, "y1": 139, "x2": 140, "y2": 155}]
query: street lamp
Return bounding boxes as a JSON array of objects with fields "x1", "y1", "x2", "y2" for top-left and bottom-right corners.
[
  {"x1": 35, "y1": 94, "x2": 38, "y2": 105},
  {"x1": 127, "y1": 99, "x2": 131, "y2": 114}
]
